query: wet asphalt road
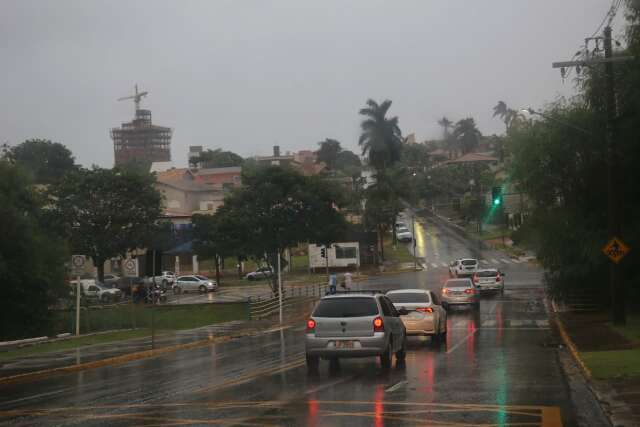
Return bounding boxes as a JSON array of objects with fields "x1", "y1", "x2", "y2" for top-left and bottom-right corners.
[{"x1": 0, "y1": 218, "x2": 580, "y2": 426}]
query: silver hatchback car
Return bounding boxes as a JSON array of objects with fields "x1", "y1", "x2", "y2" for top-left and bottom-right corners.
[
  {"x1": 441, "y1": 278, "x2": 480, "y2": 309},
  {"x1": 305, "y1": 293, "x2": 407, "y2": 370}
]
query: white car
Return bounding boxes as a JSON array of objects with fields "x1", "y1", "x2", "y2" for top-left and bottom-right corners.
[
  {"x1": 472, "y1": 269, "x2": 505, "y2": 294},
  {"x1": 245, "y1": 267, "x2": 273, "y2": 281},
  {"x1": 386, "y1": 289, "x2": 447, "y2": 343},
  {"x1": 69, "y1": 279, "x2": 122, "y2": 303},
  {"x1": 396, "y1": 227, "x2": 413, "y2": 243},
  {"x1": 449, "y1": 258, "x2": 478, "y2": 278},
  {"x1": 146, "y1": 271, "x2": 176, "y2": 289},
  {"x1": 173, "y1": 275, "x2": 218, "y2": 294}
]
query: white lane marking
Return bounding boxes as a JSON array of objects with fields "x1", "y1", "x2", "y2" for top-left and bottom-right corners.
[
  {"x1": 482, "y1": 320, "x2": 497, "y2": 327},
  {"x1": 431, "y1": 263, "x2": 439, "y2": 268},
  {"x1": 500, "y1": 258, "x2": 512, "y2": 264},
  {"x1": 452, "y1": 320, "x2": 467, "y2": 328},
  {"x1": 385, "y1": 380, "x2": 408, "y2": 393},
  {"x1": 440, "y1": 262, "x2": 448, "y2": 268},
  {"x1": 490, "y1": 258, "x2": 500, "y2": 264},
  {"x1": 420, "y1": 263, "x2": 428, "y2": 270},
  {"x1": 511, "y1": 258, "x2": 522, "y2": 264},
  {"x1": 305, "y1": 376, "x2": 354, "y2": 395},
  {"x1": 536, "y1": 320, "x2": 550, "y2": 327},
  {"x1": 480, "y1": 259, "x2": 489, "y2": 265},
  {"x1": 446, "y1": 329, "x2": 478, "y2": 354}
]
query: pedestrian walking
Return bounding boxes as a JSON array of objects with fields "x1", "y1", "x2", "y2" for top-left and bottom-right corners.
[
  {"x1": 343, "y1": 271, "x2": 352, "y2": 290},
  {"x1": 329, "y1": 273, "x2": 337, "y2": 294}
]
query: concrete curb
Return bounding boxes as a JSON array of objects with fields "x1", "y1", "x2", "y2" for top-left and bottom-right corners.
[{"x1": 550, "y1": 299, "x2": 592, "y2": 379}]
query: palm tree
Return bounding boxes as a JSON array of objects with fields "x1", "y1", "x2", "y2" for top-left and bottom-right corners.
[
  {"x1": 437, "y1": 116, "x2": 456, "y2": 158},
  {"x1": 493, "y1": 100, "x2": 522, "y2": 132},
  {"x1": 358, "y1": 99, "x2": 403, "y2": 173},
  {"x1": 453, "y1": 118, "x2": 482, "y2": 154}
]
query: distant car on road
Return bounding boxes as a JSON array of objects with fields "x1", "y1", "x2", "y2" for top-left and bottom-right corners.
[
  {"x1": 102, "y1": 274, "x2": 121, "y2": 287},
  {"x1": 145, "y1": 271, "x2": 176, "y2": 289},
  {"x1": 441, "y1": 278, "x2": 479, "y2": 309},
  {"x1": 396, "y1": 227, "x2": 413, "y2": 242},
  {"x1": 449, "y1": 258, "x2": 478, "y2": 278},
  {"x1": 472, "y1": 269, "x2": 505, "y2": 294},
  {"x1": 69, "y1": 279, "x2": 123, "y2": 303},
  {"x1": 394, "y1": 222, "x2": 407, "y2": 230},
  {"x1": 386, "y1": 289, "x2": 447, "y2": 343},
  {"x1": 173, "y1": 275, "x2": 218, "y2": 294},
  {"x1": 305, "y1": 293, "x2": 408, "y2": 371},
  {"x1": 245, "y1": 267, "x2": 273, "y2": 281}
]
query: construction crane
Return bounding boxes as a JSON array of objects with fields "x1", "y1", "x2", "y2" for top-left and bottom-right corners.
[{"x1": 117, "y1": 84, "x2": 148, "y2": 113}]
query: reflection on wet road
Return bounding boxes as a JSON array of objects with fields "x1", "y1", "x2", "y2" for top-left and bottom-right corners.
[{"x1": 0, "y1": 217, "x2": 572, "y2": 426}]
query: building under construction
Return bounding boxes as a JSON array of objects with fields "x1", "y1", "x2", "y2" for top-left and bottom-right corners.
[{"x1": 110, "y1": 85, "x2": 172, "y2": 167}]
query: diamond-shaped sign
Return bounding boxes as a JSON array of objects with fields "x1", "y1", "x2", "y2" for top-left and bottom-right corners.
[{"x1": 602, "y1": 237, "x2": 630, "y2": 264}]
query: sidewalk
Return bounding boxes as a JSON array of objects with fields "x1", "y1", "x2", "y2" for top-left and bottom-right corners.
[
  {"x1": 556, "y1": 309, "x2": 640, "y2": 426},
  {"x1": 0, "y1": 300, "x2": 315, "y2": 384}
]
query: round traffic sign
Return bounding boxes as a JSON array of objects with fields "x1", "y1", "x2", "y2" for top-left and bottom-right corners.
[
  {"x1": 72, "y1": 255, "x2": 85, "y2": 267},
  {"x1": 124, "y1": 259, "x2": 135, "y2": 271}
]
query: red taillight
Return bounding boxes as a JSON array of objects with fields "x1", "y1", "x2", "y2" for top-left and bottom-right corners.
[
  {"x1": 306, "y1": 319, "x2": 316, "y2": 332},
  {"x1": 465, "y1": 288, "x2": 475, "y2": 295},
  {"x1": 496, "y1": 274, "x2": 501, "y2": 282},
  {"x1": 416, "y1": 307, "x2": 433, "y2": 313},
  {"x1": 442, "y1": 288, "x2": 449, "y2": 295},
  {"x1": 373, "y1": 316, "x2": 384, "y2": 332}
]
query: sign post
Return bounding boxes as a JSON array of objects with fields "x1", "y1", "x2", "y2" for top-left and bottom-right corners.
[
  {"x1": 602, "y1": 237, "x2": 630, "y2": 264},
  {"x1": 71, "y1": 255, "x2": 86, "y2": 336},
  {"x1": 122, "y1": 258, "x2": 138, "y2": 329}
]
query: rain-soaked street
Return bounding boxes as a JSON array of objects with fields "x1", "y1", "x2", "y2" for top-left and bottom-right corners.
[{"x1": 0, "y1": 217, "x2": 599, "y2": 426}]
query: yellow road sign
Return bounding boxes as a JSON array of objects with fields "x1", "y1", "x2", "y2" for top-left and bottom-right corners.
[{"x1": 602, "y1": 237, "x2": 630, "y2": 264}]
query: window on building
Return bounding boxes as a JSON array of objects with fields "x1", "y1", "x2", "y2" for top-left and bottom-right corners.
[{"x1": 335, "y1": 246, "x2": 357, "y2": 259}]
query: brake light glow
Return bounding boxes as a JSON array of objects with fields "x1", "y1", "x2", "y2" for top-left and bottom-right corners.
[
  {"x1": 464, "y1": 288, "x2": 475, "y2": 295},
  {"x1": 306, "y1": 319, "x2": 316, "y2": 332},
  {"x1": 373, "y1": 316, "x2": 384, "y2": 332},
  {"x1": 442, "y1": 288, "x2": 449, "y2": 295},
  {"x1": 496, "y1": 274, "x2": 501, "y2": 282},
  {"x1": 416, "y1": 307, "x2": 433, "y2": 313}
]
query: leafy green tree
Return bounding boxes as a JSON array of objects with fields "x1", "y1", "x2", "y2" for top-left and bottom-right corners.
[
  {"x1": 206, "y1": 167, "x2": 347, "y2": 294},
  {"x1": 51, "y1": 167, "x2": 163, "y2": 282},
  {"x1": 400, "y1": 143, "x2": 431, "y2": 174},
  {"x1": 3, "y1": 139, "x2": 76, "y2": 184},
  {"x1": 191, "y1": 148, "x2": 244, "y2": 168},
  {"x1": 0, "y1": 161, "x2": 67, "y2": 339},
  {"x1": 192, "y1": 214, "x2": 236, "y2": 285},
  {"x1": 358, "y1": 99, "x2": 403, "y2": 173},
  {"x1": 453, "y1": 118, "x2": 482, "y2": 154},
  {"x1": 316, "y1": 139, "x2": 342, "y2": 170}
]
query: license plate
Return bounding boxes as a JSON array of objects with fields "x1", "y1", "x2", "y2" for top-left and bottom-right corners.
[{"x1": 335, "y1": 340, "x2": 354, "y2": 349}]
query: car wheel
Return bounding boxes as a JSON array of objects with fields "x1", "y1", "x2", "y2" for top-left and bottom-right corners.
[
  {"x1": 306, "y1": 354, "x2": 319, "y2": 372},
  {"x1": 102, "y1": 294, "x2": 111, "y2": 304},
  {"x1": 380, "y1": 343, "x2": 392, "y2": 369},
  {"x1": 199, "y1": 285, "x2": 207, "y2": 293},
  {"x1": 173, "y1": 286, "x2": 181, "y2": 295}
]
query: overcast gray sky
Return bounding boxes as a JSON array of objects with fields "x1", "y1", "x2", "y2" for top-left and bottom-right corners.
[{"x1": 1, "y1": 1, "x2": 626, "y2": 168}]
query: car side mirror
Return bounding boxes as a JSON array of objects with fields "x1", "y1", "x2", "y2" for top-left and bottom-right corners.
[{"x1": 398, "y1": 308, "x2": 409, "y2": 316}]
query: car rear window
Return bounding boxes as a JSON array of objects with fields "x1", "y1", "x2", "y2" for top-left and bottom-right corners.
[
  {"x1": 476, "y1": 270, "x2": 498, "y2": 277},
  {"x1": 387, "y1": 293, "x2": 430, "y2": 304},
  {"x1": 445, "y1": 280, "x2": 471, "y2": 288},
  {"x1": 461, "y1": 260, "x2": 477, "y2": 266},
  {"x1": 313, "y1": 297, "x2": 379, "y2": 318}
]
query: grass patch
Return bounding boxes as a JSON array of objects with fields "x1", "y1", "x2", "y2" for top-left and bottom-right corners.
[
  {"x1": 383, "y1": 239, "x2": 415, "y2": 264},
  {"x1": 0, "y1": 329, "x2": 152, "y2": 362},
  {"x1": 612, "y1": 315, "x2": 640, "y2": 343},
  {"x1": 581, "y1": 348, "x2": 640, "y2": 380}
]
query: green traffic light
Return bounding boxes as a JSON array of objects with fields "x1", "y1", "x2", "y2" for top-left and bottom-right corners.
[{"x1": 493, "y1": 198, "x2": 501, "y2": 206}]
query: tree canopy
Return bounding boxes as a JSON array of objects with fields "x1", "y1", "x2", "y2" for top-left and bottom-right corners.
[
  {"x1": 0, "y1": 161, "x2": 67, "y2": 339},
  {"x1": 453, "y1": 118, "x2": 482, "y2": 154},
  {"x1": 3, "y1": 139, "x2": 76, "y2": 184},
  {"x1": 358, "y1": 99, "x2": 403, "y2": 172},
  {"x1": 191, "y1": 148, "x2": 244, "y2": 168},
  {"x1": 51, "y1": 167, "x2": 163, "y2": 281}
]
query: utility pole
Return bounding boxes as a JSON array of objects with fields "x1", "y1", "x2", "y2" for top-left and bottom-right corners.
[
  {"x1": 552, "y1": 25, "x2": 632, "y2": 325},
  {"x1": 603, "y1": 26, "x2": 625, "y2": 325}
]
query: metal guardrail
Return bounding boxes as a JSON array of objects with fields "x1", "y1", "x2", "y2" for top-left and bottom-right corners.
[{"x1": 248, "y1": 283, "x2": 330, "y2": 319}]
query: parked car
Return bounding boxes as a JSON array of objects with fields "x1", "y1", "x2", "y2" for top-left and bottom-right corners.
[
  {"x1": 173, "y1": 275, "x2": 218, "y2": 294},
  {"x1": 449, "y1": 258, "x2": 478, "y2": 278},
  {"x1": 102, "y1": 274, "x2": 121, "y2": 287},
  {"x1": 69, "y1": 279, "x2": 122, "y2": 303},
  {"x1": 245, "y1": 267, "x2": 273, "y2": 281},
  {"x1": 145, "y1": 271, "x2": 176, "y2": 289},
  {"x1": 472, "y1": 269, "x2": 505, "y2": 294},
  {"x1": 305, "y1": 293, "x2": 407, "y2": 371},
  {"x1": 396, "y1": 227, "x2": 413, "y2": 243},
  {"x1": 394, "y1": 222, "x2": 407, "y2": 230},
  {"x1": 386, "y1": 289, "x2": 447, "y2": 343},
  {"x1": 441, "y1": 278, "x2": 479, "y2": 309}
]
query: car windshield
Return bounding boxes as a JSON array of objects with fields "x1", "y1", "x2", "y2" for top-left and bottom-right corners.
[
  {"x1": 477, "y1": 270, "x2": 498, "y2": 277},
  {"x1": 313, "y1": 298, "x2": 379, "y2": 318},
  {"x1": 195, "y1": 275, "x2": 208, "y2": 281},
  {"x1": 387, "y1": 293, "x2": 430, "y2": 304},
  {"x1": 397, "y1": 228, "x2": 410, "y2": 233},
  {"x1": 461, "y1": 260, "x2": 477, "y2": 266}
]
